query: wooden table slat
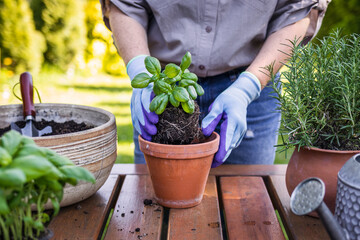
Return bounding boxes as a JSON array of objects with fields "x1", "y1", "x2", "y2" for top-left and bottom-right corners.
[
  {"x1": 46, "y1": 164, "x2": 330, "y2": 239},
  {"x1": 48, "y1": 175, "x2": 120, "y2": 240},
  {"x1": 211, "y1": 164, "x2": 287, "y2": 176},
  {"x1": 167, "y1": 176, "x2": 223, "y2": 240},
  {"x1": 267, "y1": 175, "x2": 330, "y2": 240},
  {"x1": 220, "y1": 176, "x2": 285, "y2": 240},
  {"x1": 105, "y1": 175, "x2": 163, "y2": 240}
]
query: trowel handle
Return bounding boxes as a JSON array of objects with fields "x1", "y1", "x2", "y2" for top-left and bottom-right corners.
[{"x1": 20, "y1": 72, "x2": 36, "y2": 118}]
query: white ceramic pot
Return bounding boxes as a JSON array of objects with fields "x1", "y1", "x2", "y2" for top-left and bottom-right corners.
[{"x1": 0, "y1": 103, "x2": 117, "y2": 207}]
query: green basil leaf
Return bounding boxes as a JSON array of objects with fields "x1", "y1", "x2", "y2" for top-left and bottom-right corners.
[
  {"x1": 180, "y1": 52, "x2": 192, "y2": 71},
  {"x1": 0, "y1": 190, "x2": 9, "y2": 214},
  {"x1": 23, "y1": 216, "x2": 33, "y2": 224},
  {"x1": 157, "y1": 80, "x2": 172, "y2": 94},
  {"x1": 15, "y1": 144, "x2": 45, "y2": 158},
  {"x1": 0, "y1": 146, "x2": 12, "y2": 166},
  {"x1": 173, "y1": 73, "x2": 182, "y2": 82},
  {"x1": 187, "y1": 85, "x2": 197, "y2": 99},
  {"x1": 10, "y1": 155, "x2": 57, "y2": 180},
  {"x1": 153, "y1": 82, "x2": 162, "y2": 95},
  {"x1": 150, "y1": 93, "x2": 166, "y2": 112},
  {"x1": 0, "y1": 168, "x2": 26, "y2": 187},
  {"x1": 194, "y1": 83, "x2": 205, "y2": 96},
  {"x1": 131, "y1": 73, "x2": 151, "y2": 88},
  {"x1": 182, "y1": 72, "x2": 198, "y2": 81},
  {"x1": 8, "y1": 191, "x2": 22, "y2": 209},
  {"x1": 169, "y1": 94, "x2": 180, "y2": 107},
  {"x1": 151, "y1": 75, "x2": 159, "y2": 83},
  {"x1": 38, "y1": 178, "x2": 63, "y2": 192},
  {"x1": 173, "y1": 86, "x2": 190, "y2": 102},
  {"x1": 145, "y1": 56, "x2": 161, "y2": 75},
  {"x1": 21, "y1": 136, "x2": 36, "y2": 146},
  {"x1": 179, "y1": 79, "x2": 195, "y2": 87},
  {"x1": 181, "y1": 99, "x2": 195, "y2": 114},
  {"x1": 51, "y1": 198, "x2": 61, "y2": 216},
  {"x1": 59, "y1": 165, "x2": 95, "y2": 185},
  {"x1": 0, "y1": 130, "x2": 22, "y2": 157},
  {"x1": 33, "y1": 219, "x2": 45, "y2": 231},
  {"x1": 164, "y1": 77, "x2": 178, "y2": 84},
  {"x1": 41, "y1": 212, "x2": 50, "y2": 224},
  {"x1": 164, "y1": 63, "x2": 181, "y2": 78},
  {"x1": 155, "y1": 95, "x2": 169, "y2": 115},
  {"x1": 43, "y1": 148, "x2": 73, "y2": 167}
]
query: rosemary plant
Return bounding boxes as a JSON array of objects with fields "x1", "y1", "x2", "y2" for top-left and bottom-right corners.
[{"x1": 271, "y1": 30, "x2": 360, "y2": 151}]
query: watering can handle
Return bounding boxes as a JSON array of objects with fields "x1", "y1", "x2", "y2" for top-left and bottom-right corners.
[{"x1": 20, "y1": 72, "x2": 36, "y2": 118}]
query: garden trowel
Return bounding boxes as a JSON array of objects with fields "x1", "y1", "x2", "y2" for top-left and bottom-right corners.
[{"x1": 10, "y1": 72, "x2": 52, "y2": 137}]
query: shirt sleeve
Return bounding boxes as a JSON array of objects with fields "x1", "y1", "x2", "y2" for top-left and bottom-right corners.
[
  {"x1": 100, "y1": 0, "x2": 151, "y2": 31},
  {"x1": 268, "y1": 0, "x2": 331, "y2": 41}
]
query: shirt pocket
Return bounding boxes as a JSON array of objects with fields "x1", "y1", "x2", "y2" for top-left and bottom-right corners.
[{"x1": 146, "y1": 0, "x2": 198, "y2": 49}]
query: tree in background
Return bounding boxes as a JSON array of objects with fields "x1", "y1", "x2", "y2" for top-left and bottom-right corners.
[
  {"x1": 84, "y1": 0, "x2": 126, "y2": 76},
  {"x1": 316, "y1": 0, "x2": 360, "y2": 41},
  {"x1": 0, "y1": 0, "x2": 45, "y2": 74},
  {"x1": 30, "y1": 0, "x2": 86, "y2": 71}
]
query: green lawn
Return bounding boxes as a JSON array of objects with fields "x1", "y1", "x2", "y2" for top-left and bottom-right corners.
[{"x1": 0, "y1": 70, "x2": 290, "y2": 164}]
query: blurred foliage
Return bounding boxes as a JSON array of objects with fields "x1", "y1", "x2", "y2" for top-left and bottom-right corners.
[
  {"x1": 316, "y1": 0, "x2": 360, "y2": 41},
  {"x1": 84, "y1": 0, "x2": 125, "y2": 76},
  {"x1": 0, "y1": 0, "x2": 45, "y2": 74},
  {"x1": 29, "y1": 0, "x2": 86, "y2": 71},
  {"x1": 0, "y1": 0, "x2": 358, "y2": 78}
]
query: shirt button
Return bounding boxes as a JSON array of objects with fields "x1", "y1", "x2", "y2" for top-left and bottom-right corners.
[
  {"x1": 205, "y1": 26, "x2": 212, "y2": 33},
  {"x1": 199, "y1": 65, "x2": 205, "y2": 70}
]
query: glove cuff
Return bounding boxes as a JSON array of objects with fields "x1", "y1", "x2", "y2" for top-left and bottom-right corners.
[
  {"x1": 126, "y1": 55, "x2": 149, "y2": 80},
  {"x1": 234, "y1": 71, "x2": 262, "y2": 102},
  {"x1": 242, "y1": 71, "x2": 261, "y2": 89}
]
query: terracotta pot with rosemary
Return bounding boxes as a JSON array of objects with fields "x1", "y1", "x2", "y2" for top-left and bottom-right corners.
[
  {"x1": 270, "y1": 30, "x2": 360, "y2": 215},
  {"x1": 131, "y1": 52, "x2": 219, "y2": 208}
]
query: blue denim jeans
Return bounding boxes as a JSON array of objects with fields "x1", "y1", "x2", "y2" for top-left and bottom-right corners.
[{"x1": 133, "y1": 67, "x2": 281, "y2": 165}]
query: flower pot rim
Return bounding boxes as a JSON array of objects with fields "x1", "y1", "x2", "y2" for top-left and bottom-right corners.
[
  {"x1": 139, "y1": 132, "x2": 220, "y2": 159},
  {"x1": 297, "y1": 146, "x2": 360, "y2": 154},
  {"x1": 1, "y1": 103, "x2": 116, "y2": 140}
]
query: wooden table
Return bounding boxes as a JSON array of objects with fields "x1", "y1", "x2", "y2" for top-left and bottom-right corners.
[{"x1": 48, "y1": 164, "x2": 330, "y2": 240}]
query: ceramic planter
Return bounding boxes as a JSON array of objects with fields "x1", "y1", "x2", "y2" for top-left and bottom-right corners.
[
  {"x1": 139, "y1": 132, "x2": 219, "y2": 208},
  {"x1": 286, "y1": 147, "x2": 360, "y2": 215},
  {"x1": 0, "y1": 103, "x2": 117, "y2": 207}
]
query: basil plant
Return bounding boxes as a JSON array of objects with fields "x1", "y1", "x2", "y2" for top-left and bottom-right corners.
[
  {"x1": 0, "y1": 131, "x2": 95, "y2": 240},
  {"x1": 131, "y1": 52, "x2": 204, "y2": 114}
]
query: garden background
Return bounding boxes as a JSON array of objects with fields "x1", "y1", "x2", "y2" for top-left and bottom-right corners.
[{"x1": 0, "y1": 0, "x2": 359, "y2": 164}]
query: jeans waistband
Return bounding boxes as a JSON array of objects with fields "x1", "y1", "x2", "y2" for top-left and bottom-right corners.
[{"x1": 197, "y1": 66, "x2": 248, "y2": 83}]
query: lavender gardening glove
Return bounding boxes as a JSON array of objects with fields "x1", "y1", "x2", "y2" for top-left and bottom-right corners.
[
  {"x1": 127, "y1": 55, "x2": 159, "y2": 141},
  {"x1": 201, "y1": 72, "x2": 261, "y2": 167}
]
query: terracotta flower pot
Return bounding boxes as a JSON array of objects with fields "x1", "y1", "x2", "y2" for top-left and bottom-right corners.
[
  {"x1": 0, "y1": 103, "x2": 117, "y2": 207},
  {"x1": 139, "y1": 132, "x2": 219, "y2": 208},
  {"x1": 286, "y1": 147, "x2": 360, "y2": 215}
]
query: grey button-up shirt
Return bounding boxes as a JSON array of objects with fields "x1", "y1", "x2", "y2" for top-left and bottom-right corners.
[{"x1": 101, "y1": 0, "x2": 329, "y2": 77}]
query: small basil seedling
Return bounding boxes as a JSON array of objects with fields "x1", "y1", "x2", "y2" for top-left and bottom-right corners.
[{"x1": 131, "y1": 52, "x2": 204, "y2": 114}]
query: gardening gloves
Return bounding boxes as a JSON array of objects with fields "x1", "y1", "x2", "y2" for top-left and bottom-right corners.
[
  {"x1": 127, "y1": 55, "x2": 158, "y2": 141},
  {"x1": 202, "y1": 72, "x2": 261, "y2": 167}
]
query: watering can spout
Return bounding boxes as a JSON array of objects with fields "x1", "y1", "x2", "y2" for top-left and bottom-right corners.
[{"x1": 290, "y1": 177, "x2": 349, "y2": 240}]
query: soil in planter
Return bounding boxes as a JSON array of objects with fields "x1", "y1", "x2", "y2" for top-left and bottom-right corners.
[
  {"x1": 152, "y1": 102, "x2": 205, "y2": 145},
  {"x1": 0, "y1": 119, "x2": 94, "y2": 137}
]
